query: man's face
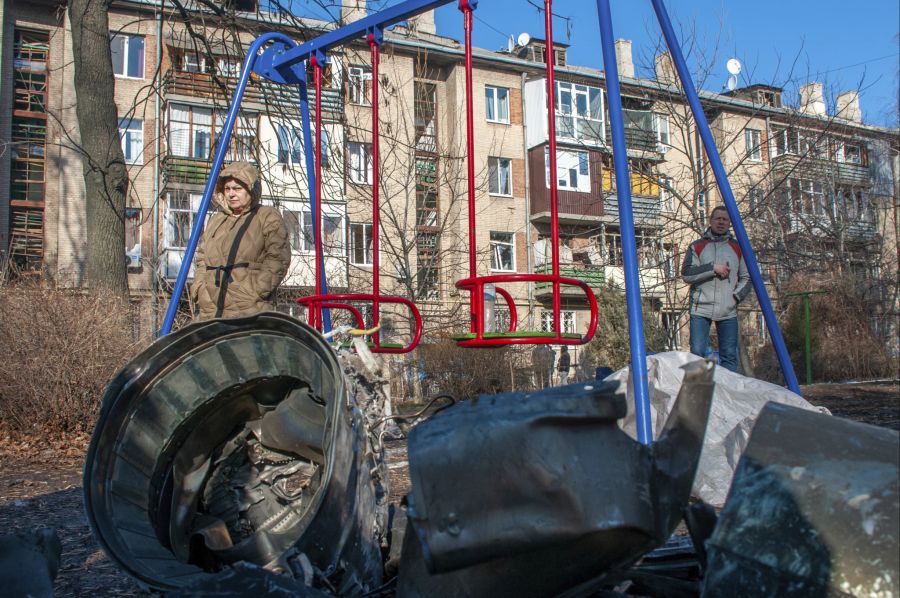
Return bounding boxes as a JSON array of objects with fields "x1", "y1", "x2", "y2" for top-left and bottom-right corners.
[
  {"x1": 224, "y1": 178, "x2": 252, "y2": 214},
  {"x1": 710, "y1": 210, "x2": 731, "y2": 235}
]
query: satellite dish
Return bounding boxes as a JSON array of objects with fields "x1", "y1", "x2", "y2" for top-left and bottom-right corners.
[
  {"x1": 726, "y1": 58, "x2": 742, "y2": 76},
  {"x1": 726, "y1": 74, "x2": 738, "y2": 91},
  {"x1": 517, "y1": 32, "x2": 531, "y2": 47}
]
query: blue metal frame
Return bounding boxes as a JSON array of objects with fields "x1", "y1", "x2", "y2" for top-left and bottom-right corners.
[
  {"x1": 649, "y1": 0, "x2": 801, "y2": 394},
  {"x1": 595, "y1": 0, "x2": 653, "y2": 445}
]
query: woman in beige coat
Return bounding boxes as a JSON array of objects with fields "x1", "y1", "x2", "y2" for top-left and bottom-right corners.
[{"x1": 190, "y1": 162, "x2": 291, "y2": 319}]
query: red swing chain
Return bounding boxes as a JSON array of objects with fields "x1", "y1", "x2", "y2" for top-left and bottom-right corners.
[
  {"x1": 454, "y1": 0, "x2": 597, "y2": 347},
  {"x1": 297, "y1": 37, "x2": 422, "y2": 353},
  {"x1": 543, "y1": 0, "x2": 563, "y2": 339}
]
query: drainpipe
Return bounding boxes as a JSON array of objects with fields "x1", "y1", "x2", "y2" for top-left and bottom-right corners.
[
  {"x1": 521, "y1": 72, "x2": 534, "y2": 328},
  {"x1": 151, "y1": 4, "x2": 162, "y2": 334}
]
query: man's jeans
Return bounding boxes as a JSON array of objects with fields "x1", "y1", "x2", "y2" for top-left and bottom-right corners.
[{"x1": 690, "y1": 315, "x2": 738, "y2": 372}]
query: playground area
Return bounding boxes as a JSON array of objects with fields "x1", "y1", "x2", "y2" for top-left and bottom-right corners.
[{"x1": 0, "y1": 0, "x2": 896, "y2": 594}]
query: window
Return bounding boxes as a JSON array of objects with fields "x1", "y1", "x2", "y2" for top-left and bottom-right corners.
[
  {"x1": 659, "y1": 176, "x2": 674, "y2": 212},
  {"x1": 490, "y1": 232, "x2": 515, "y2": 272},
  {"x1": 488, "y1": 157, "x2": 512, "y2": 196},
  {"x1": 631, "y1": 159, "x2": 660, "y2": 198},
  {"x1": 282, "y1": 204, "x2": 344, "y2": 255},
  {"x1": 181, "y1": 52, "x2": 210, "y2": 74},
  {"x1": 772, "y1": 127, "x2": 822, "y2": 159},
  {"x1": 165, "y1": 191, "x2": 203, "y2": 249},
  {"x1": 110, "y1": 34, "x2": 144, "y2": 78},
  {"x1": 349, "y1": 222, "x2": 373, "y2": 265},
  {"x1": 485, "y1": 85, "x2": 510, "y2": 123},
  {"x1": 217, "y1": 58, "x2": 240, "y2": 78},
  {"x1": 838, "y1": 188, "x2": 871, "y2": 222},
  {"x1": 319, "y1": 129, "x2": 330, "y2": 170},
  {"x1": 836, "y1": 141, "x2": 864, "y2": 165},
  {"x1": 348, "y1": 66, "x2": 372, "y2": 105},
  {"x1": 788, "y1": 178, "x2": 829, "y2": 217},
  {"x1": 119, "y1": 118, "x2": 143, "y2": 165},
  {"x1": 744, "y1": 128, "x2": 761, "y2": 161},
  {"x1": 554, "y1": 48, "x2": 567, "y2": 67},
  {"x1": 168, "y1": 104, "x2": 256, "y2": 161},
  {"x1": 417, "y1": 266, "x2": 440, "y2": 300},
  {"x1": 556, "y1": 82, "x2": 604, "y2": 145},
  {"x1": 416, "y1": 156, "x2": 438, "y2": 227},
  {"x1": 545, "y1": 148, "x2": 590, "y2": 193},
  {"x1": 348, "y1": 142, "x2": 373, "y2": 184},
  {"x1": 540, "y1": 310, "x2": 576, "y2": 334},
  {"x1": 274, "y1": 122, "x2": 303, "y2": 165},
  {"x1": 282, "y1": 204, "x2": 312, "y2": 253},
  {"x1": 652, "y1": 113, "x2": 670, "y2": 149}
]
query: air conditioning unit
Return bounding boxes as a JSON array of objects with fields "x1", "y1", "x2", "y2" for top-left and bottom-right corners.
[{"x1": 126, "y1": 243, "x2": 141, "y2": 269}]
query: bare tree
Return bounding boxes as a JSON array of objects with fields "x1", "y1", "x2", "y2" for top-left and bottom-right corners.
[{"x1": 68, "y1": 0, "x2": 129, "y2": 292}]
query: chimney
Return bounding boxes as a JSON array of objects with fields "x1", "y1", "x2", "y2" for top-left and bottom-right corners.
[
  {"x1": 409, "y1": 10, "x2": 436, "y2": 35},
  {"x1": 341, "y1": 0, "x2": 366, "y2": 24},
  {"x1": 615, "y1": 39, "x2": 634, "y2": 79},
  {"x1": 836, "y1": 91, "x2": 861, "y2": 122},
  {"x1": 799, "y1": 82, "x2": 827, "y2": 116},
  {"x1": 654, "y1": 52, "x2": 677, "y2": 85}
]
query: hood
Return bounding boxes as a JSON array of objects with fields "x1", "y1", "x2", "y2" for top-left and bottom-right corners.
[{"x1": 214, "y1": 161, "x2": 262, "y2": 215}]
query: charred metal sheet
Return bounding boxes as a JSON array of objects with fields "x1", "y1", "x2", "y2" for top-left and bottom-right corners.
[
  {"x1": 702, "y1": 403, "x2": 899, "y2": 597},
  {"x1": 0, "y1": 528, "x2": 61, "y2": 598},
  {"x1": 83, "y1": 313, "x2": 388, "y2": 594},
  {"x1": 397, "y1": 360, "x2": 716, "y2": 596}
]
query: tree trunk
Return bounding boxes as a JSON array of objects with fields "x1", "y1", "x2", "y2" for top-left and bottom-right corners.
[{"x1": 68, "y1": 0, "x2": 128, "y2": 293}]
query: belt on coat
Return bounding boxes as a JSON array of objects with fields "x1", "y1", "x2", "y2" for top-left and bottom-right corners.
[{"x1": 207, "y1": 262, "x2": 250, "y2": 287}]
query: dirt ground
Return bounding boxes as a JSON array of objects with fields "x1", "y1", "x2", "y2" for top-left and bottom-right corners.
[{"x1": 1, "y1": 381, "x2": 896, "y2": 596}]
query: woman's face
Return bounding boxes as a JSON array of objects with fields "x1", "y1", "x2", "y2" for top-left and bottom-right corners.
[{"x1": 223, "y1": 178, "x2": 252, "y2": 214}]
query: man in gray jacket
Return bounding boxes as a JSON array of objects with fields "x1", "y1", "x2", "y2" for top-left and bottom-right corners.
[{"x1": 681, "y1": 206, "x2": 751, "y2": 372}]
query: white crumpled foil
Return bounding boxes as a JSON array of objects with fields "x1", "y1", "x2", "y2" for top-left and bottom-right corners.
[{"x1": 607, "y1": 351, "x2": 828, "y2": 507}]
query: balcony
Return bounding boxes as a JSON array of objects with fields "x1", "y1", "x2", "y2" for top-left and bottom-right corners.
[
  {"x1": 603, "y1": 195, "x2": 662, "y2": 226},
  {"x1": 771, "y1": 152, "x2": 870, "y2": 186},
  {"x1": 787, "y1": 214, "x2": 878, "y2": 242},
  {"x1": 601, "y1": 265, "x2": 668, "y2": 298},
  {"x1": 163, "y1": 70, "x2": 343, "y2": 120},
  {"x1": 163, "y1": 155, "x2": 213, "y2": 187},
  {"x1": 605, "y1": 109, "x2": 659, "y2": 155},
  {"x1": 533, "y1": 263, "x2": 668, "y2": 299},
  {"x1": 530, "y1": 193, "x2": 604, "y2": 224}
]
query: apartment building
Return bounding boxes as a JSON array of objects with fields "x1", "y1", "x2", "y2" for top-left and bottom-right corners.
[{"x1": 2, "y1": 0, "x2": 897, "y2": 356}]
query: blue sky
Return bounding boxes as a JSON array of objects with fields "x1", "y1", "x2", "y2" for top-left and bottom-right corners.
[
  {"x1": 286, "y1": 1, "x2": 898, "y2": 127},
  {"x1": 431, "y1": 0, "x2": 899, "y2": 127}
]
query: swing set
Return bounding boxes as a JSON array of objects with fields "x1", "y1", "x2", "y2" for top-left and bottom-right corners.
[{"x1": 160, "y1": 0, "x2": 801, "y2": 445}]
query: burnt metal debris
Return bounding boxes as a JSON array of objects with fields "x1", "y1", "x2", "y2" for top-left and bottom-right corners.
[
  {"x1": 82, "y1": 315, "x2": 900, "y2": 597},
  {"x1": 83, "y1": 313, "x2": 390, "y2": 594},
  {"x1": 702, "y1": 403, "x2": 900, "y2": 597},
  {"x1": 396, "y1": 360, "x2": 715, "y2": 596}
]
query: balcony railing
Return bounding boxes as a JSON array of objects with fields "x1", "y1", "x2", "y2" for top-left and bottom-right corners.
[
  {"x1": 771, "y1": 152, "x2": 870, "y2": 186},
  {"x1": 163, "y1": 155, "x2": 213, "y2": 186},
  {"x1": 163, "y1": 70, "x2": 344, "y2": 118},
  {"x1": 603, "y1": 195, "x2": 661, "y2": 224},
  {"x1": 606, "y1": 109, "x2": 658, "y2": 154},
  {"x1": 787, "y1": 213, "x2": 877, "y2": 240},
  {"x1": 534, "y1": 264, "x2": 605, "y2": 289}
]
